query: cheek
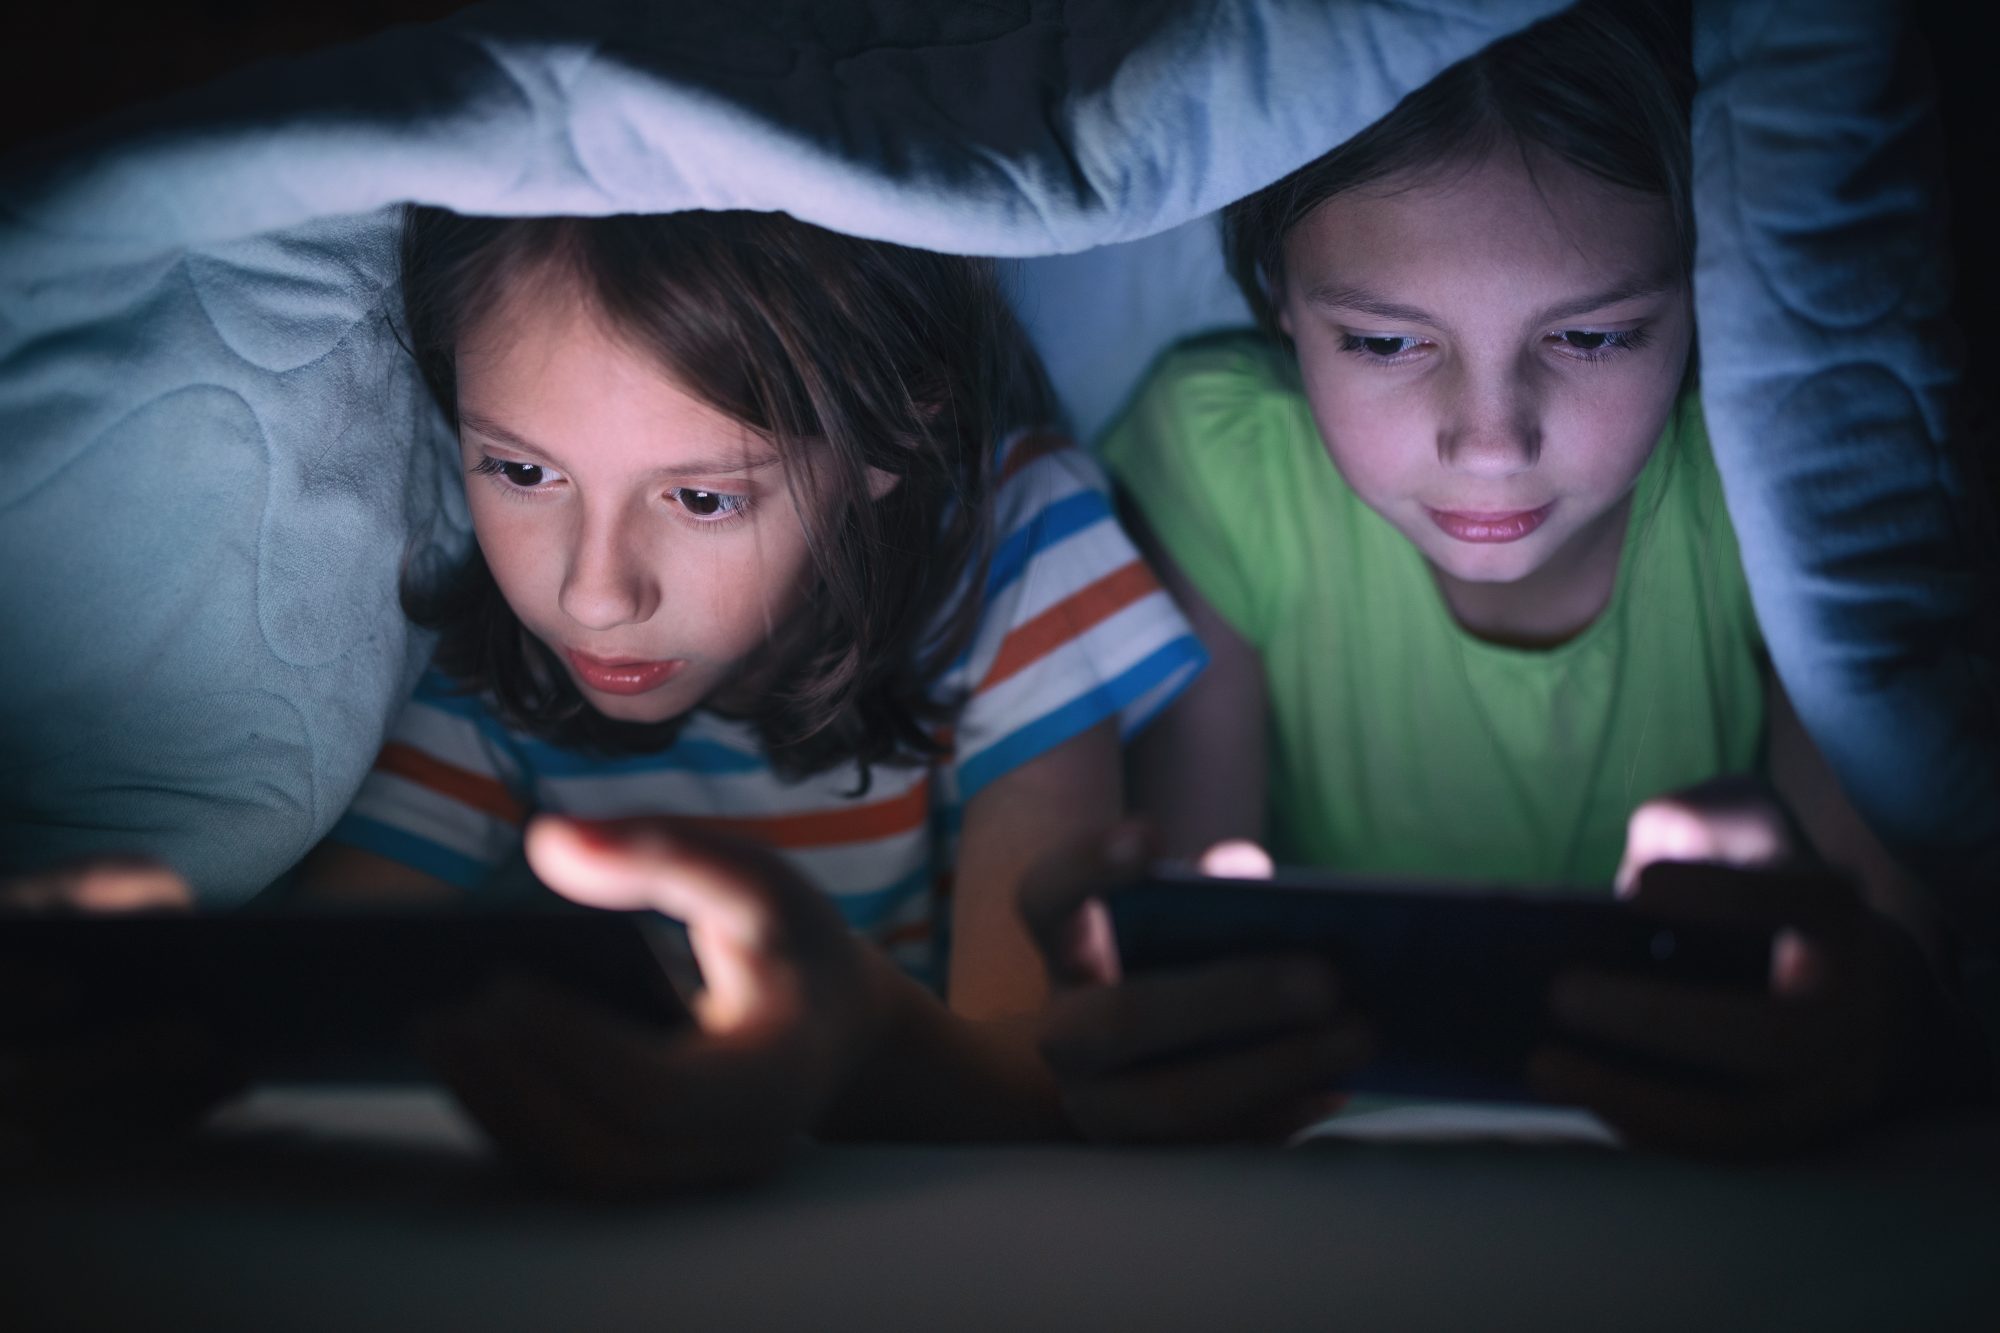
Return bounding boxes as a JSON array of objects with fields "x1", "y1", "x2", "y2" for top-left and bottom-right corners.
[
  {"x1": 468, "y1": 494, "x2": 558, "y2": 609},
  {"x1": 1296, "y1": 350, "x2": 1429, "y2": 486},
  {"x1": 685, "y1": 523, "x2": 819, "y2": 643},
  {"x1": 745, "y1": 526, "x2": 818, "y2": 615},
  {"x1": 1548, "y1": 361, "x2": 1687, "y2": 488}
]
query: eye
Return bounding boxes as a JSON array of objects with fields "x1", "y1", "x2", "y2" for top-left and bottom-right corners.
[
  {"x1": 1340, "y1": 333, "x2": 1425, "y2": 359},
  {"x1": 668, "y1": 487, "x2": 749, "y2": 522},
  {"x1": 1548, "y1": 327, "x2": 1651, "y2": 362},
  {"x1": 470, "y1": 456, "x2": 564, "y2": 491}
]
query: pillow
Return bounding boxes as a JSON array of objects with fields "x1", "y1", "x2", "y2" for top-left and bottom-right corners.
[{"x1": 0, "y1": 0, "x2": 1566, "y2": 900}]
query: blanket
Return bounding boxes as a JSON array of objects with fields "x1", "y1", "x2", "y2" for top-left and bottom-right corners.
[{"x1": 1, "y1": 1, "x2": 1991, "y2": 942}]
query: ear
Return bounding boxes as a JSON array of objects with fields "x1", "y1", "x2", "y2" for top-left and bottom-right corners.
[
  {"x1": 865, "y1": 466, "x2": 901, "y2": 502},
  {"x1": 1275, "y1": 292, "x2": 1295, "y2": 340}
]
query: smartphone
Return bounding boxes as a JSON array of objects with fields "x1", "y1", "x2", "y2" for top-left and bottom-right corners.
[
  {"x1": 1105, "y1": 867, "x2": 1774, "y2": 1102},
  {"x1": 0, "y1": 910, "x2": 692, "y2": 1081}
]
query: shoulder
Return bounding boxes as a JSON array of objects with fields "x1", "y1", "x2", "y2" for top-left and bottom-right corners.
[
  {"x1": 992, "y1": 428, "x2": 1112, "y2": 515},
  {"x1": 1657, "y1": 390, "x2": 1735, "y2": 544},
  {"x1": 971, "y1": 430, "x2": 1125, "y2": 594},
  {"x1": 1097, "y1": 330, "x2": 1316, "y2": 536},
  {"x1": 968, "y1": 428, "x2": 1149, "y2": 630},
  {"x1": 931, "y1": 431, "x2": 1207, "y2": 799},
  {"x1": 1099, "y1": 330, "x2": 1302, "y2": 469},
  {"x1": 385, "y1": 665, "x2": 537, "y2": 782},
  {"x1": 1133, "y1": 329, "x2": 1298, "y2": 407}
]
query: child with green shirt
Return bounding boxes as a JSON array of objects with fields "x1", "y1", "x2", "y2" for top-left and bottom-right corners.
[{"x1": 1021, "y1": 0, "x2": 1979, "y2": 1154}]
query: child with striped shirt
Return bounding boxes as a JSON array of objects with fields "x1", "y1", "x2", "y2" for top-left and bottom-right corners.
[{"x1": 295, "y1": 209, "x2": 1203, "y2": 1184}]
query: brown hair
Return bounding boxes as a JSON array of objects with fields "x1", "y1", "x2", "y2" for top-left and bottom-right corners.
[
  {"x1": 399, "y1": 207, "x2": 1053, "y2": 787},
  {"x1": 1224, "y1": 0, "x2": 1694, "y2": 340}
]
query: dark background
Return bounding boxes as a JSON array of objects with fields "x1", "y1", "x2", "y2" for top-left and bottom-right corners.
[{"x1": 0, "y1": 1, "x2": 1992, "y2": 381}]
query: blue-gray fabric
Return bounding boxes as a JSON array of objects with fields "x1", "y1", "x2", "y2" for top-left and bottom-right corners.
[
  {"x1": 1, "y1": 0, "x2": 1991, "y2": 936},
  {"x1": 1689, "y1": 0, "x2": 1998, "y2": 928}
]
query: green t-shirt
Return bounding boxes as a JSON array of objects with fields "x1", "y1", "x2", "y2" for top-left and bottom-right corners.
[{"x1": 1100, "y1": 333, "x2": 1767, "y2": 889}]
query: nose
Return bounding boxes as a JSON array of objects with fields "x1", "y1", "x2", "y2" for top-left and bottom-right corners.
[
  {"x1": 557, "y1": 503, "x2": 659, "y2": 631},
  {"x1": 1435, "y1": 365, "x2": 1541, "y2": 478}
]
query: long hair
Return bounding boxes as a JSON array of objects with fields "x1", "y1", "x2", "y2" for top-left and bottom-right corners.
[
  {"x1": 399, "y1": 207, "x2": 1054, "y2": 787},
  {"x1": 1224, "y1": 0, "x2": 1695, "y2": 342}
]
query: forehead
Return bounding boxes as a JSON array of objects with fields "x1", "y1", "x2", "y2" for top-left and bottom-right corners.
[
  {"x1": 454, "y1": 264, "x2": 767, "y2": 466},
  {"x1": 1282, "y1": 147, "x2": 1681, "y2": 301}
]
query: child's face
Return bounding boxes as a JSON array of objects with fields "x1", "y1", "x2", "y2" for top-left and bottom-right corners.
[
  {"x1": 1275, "y1": 147, "x2": 1692, "y2": 631},
  {"x1": 453, "y1": 274, "x2": 822, "y2": 724}
]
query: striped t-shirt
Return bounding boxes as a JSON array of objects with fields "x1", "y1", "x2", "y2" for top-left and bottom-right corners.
[{"x1": 329, "y1": 437, "x2": 1206, "y2": 984}]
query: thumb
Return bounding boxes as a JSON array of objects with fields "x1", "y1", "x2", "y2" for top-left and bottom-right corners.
[
  {"x1": 1615, "y1": 791, "x2": 1794, "y2": 897},
  {"x1": 1018, "y1": 820, "x2": 1153, "y2": 987}
]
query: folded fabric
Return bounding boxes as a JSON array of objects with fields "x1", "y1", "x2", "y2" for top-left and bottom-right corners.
[{"x1": 1688, "y1": 0, "x2": 2000, "y2": 933}]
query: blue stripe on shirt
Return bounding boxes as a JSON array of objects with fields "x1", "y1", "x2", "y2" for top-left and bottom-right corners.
[
  {"x1": 831, "y1": 865, "x2": 934, "y2": 930},
  {"x1": 955, "y1": 635, "x2": 1208, "y2": 802},
  {"x1": 984, "y1": 488, "x2": 1114, "y2": 601},
  {"x1": 411, "y1": 672, "x2": 491, "y2": 720},
  {"x1": 512, "y1": 734, "x2": 766, "y2": 778},
  {"x1": 410, "y1": 671, "x2": 762, "y2": 779},
  {"x1": 327, "y1": 813, "x2": 493, "y2": 890},
  {"x1": 942, "y1": 490, "x2": 1119, "y2": 675}
]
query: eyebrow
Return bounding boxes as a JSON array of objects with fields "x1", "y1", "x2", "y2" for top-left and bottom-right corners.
[
  {"x1": 458, "y1": 411, "x2": 784, "y2": 477},
  {"x1": 1304, "y1": 273, "x2": 1678, "y2": 328}
]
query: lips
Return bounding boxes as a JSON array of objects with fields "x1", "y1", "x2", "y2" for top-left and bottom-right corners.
[
  {"x1": 1425, "y1": 502, "x2": 1554, "y2": 544},
  {"x1": 564, "y1": 648, "x2": 687, "y2": 696}
]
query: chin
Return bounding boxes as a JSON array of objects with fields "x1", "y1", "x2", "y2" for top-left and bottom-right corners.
[
  {"x1": 576, "y1": 687, "x2": 694, "y2": 726},
  {"x1": 1427, "y1": 542, "x2": 1547, "y2": 586},
  {"x1": 1457, "y1": 556, "x2": 1540, "y2": 584}
]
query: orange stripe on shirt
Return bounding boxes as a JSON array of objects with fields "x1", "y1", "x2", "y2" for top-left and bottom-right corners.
[
  {"x1": 375, "y1": 742, "x2": 526, "y2": 827},
  {"x1": 999, "y1": 431, "x2": 1073, "y2": 485},
  {"x1": 980, "y1": 560, "x2": 1161, "y2": 693},
  {"x1": 678, "y1": 778, "x2": 930, "y2": 850}
]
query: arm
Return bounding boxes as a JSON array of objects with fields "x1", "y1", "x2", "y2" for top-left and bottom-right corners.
[
  {"x1": 292, "y1": 814, "x2": 1073, "y2": 1134},
  {"x1": 947, "y1": 718, "x2": 1122, "y2": 1020},
  {"x1": 1120, "y1": 508, "x2": 1269, "y2": 858},
  {"x1": 985, "y1": 495, "x2": 1362, "y2": 1143},
  {"x1": 808, "y1": 719, "x2": 1129, "y2": 1144},
  {"x1": 420, "y1": 813, "x2": 1077, "y2": 1197}
]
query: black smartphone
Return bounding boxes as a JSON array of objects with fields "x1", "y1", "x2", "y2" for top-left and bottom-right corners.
[
  {"x1": 1106, "y1": 867, "x2": 1774, "y2": 1102},
  {"x1": 0, "y1": 910, "x2": 692, "y2": 1080}
]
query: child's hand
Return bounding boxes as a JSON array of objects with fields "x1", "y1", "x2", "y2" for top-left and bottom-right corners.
[
  {"x1": 1, "y1": 858, "x2": 244, "y2": 1158},
  {"x1": 1018, "y1": 823, "x2": 1371, "y2": 1143},
  {"x1": 1612, "y1": 775, "x2": 1804, "y2": 895},
  {"x1": 416, "y1": 815, "x2": 883, "y2": 1195},
  {"x1": 1, "y1": 856, "x2": 193, "y2": 913},
  {"x1": 1537, "y1": 783, "x2": 1958, "y2": 1156}
]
